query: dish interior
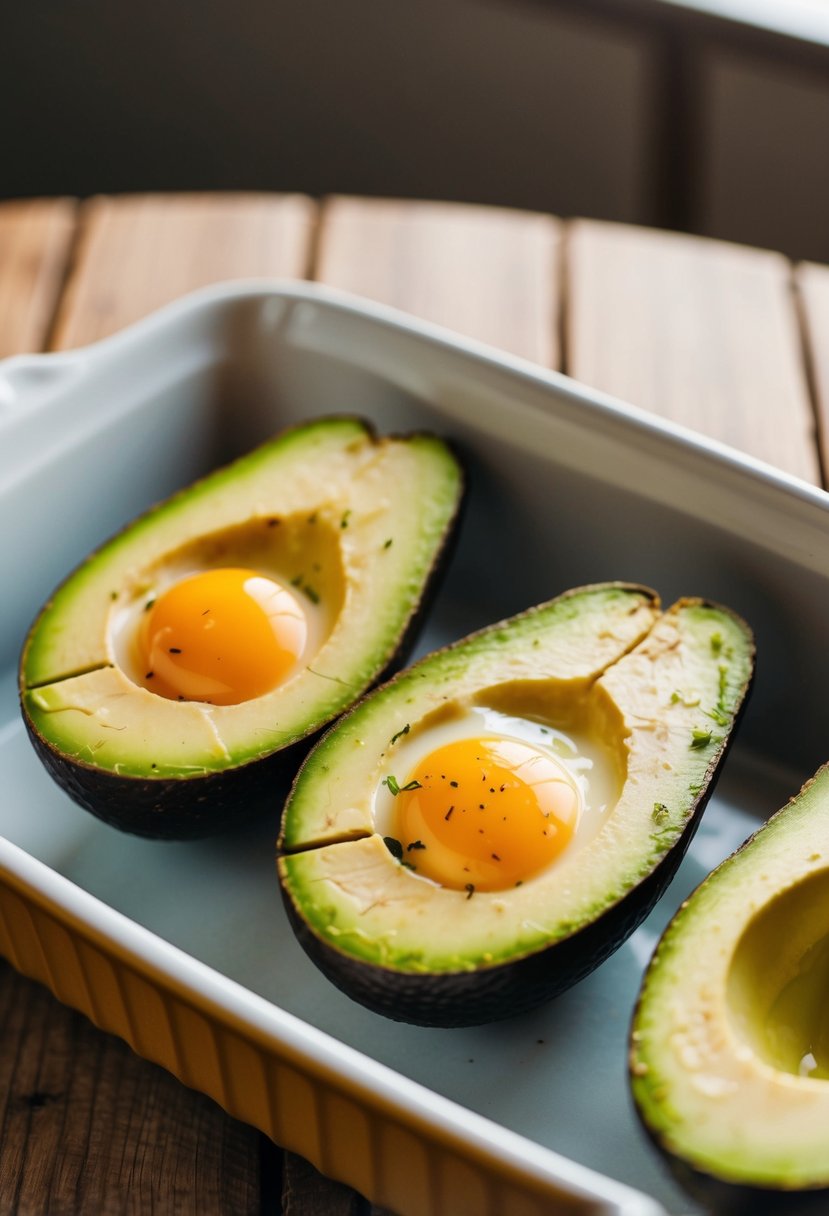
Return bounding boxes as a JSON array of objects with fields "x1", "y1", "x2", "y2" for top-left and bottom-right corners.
[{"x1": 0, "y1": 289, "x2": 823, "y2": 1215}]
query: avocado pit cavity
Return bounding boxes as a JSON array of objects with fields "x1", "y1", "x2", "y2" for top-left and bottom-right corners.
[
  {"x1": 373, "y1": 695, "x2": 626, "y2": 893},
  {"x1": 109, "y1": 514, "x2": 345, "y2": 705},
  {"x1": 728, "y1": 868, "x2": 829, "y2": 1080}
]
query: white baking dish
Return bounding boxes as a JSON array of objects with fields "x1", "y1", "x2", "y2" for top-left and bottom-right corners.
[{"x1": 1, "y1": 282, "x2": 827, "y2": 1216}]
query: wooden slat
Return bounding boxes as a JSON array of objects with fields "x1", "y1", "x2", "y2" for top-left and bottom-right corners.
[
  {"x1": 51, "y1": 192, "x2": 317, "y2": 349},
  {"x1": 796, "y1": 261, "x2": 829, "y2": 481},
  {"x1": 566, "y1": 219, "x2": 821, "y2": 484},
  {"x1": 316, "y1": 197, "x2": 562, "y2": 366},
  {"x1": 0, "y1": 198, "x2": 76, "y2": 356},
  {"x1": 0, "y1": 963, "x2": 260, "y2": 1214}
]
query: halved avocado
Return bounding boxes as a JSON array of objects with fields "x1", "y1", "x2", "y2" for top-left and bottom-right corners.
[
  {"x1": 20, "y1": 417, "x2": 463, "y2": 838},
  {"x1": 631, "y1": 764, "x2": 829, "y2": 1212},
  {"x1": 278, "y1": 583, "x2": 754, "y2": 1027}
]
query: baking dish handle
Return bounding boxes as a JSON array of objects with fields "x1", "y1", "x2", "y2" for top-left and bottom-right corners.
[{"x1": 0, "y1": 351, "x2": 83, "y2": 417}]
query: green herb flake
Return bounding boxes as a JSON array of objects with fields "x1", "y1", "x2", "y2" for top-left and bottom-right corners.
[
  {"x1": 340, "y1": 509, "x2": 352, "y2": 529},
  {"x1": 400, "y1": 779, "x2": 422, "y2": 792},
  {"x1": 710, "y1": 631, "x2": 724, "y2": 655},
  {"x1": 383, "y1": 538, "x2": 393, "y2": 549},
  {"x1": 383, "y1": 775, "x2": 401, "y2": 796},
  {"x1": 652, "y1": 802, "x2": 670, "y2": 824},
  {"x1": 390, "y1": 724, "x2": 410, "y2": 746},
  {"x1": 303, "y1": 584, "x2": 320, "y2": 605},
  {"x1": 690, "y1": 728, "x2": 713, "y2": 750}
]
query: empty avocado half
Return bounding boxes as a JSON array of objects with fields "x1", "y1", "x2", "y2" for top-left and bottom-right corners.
[
  {"x1": 631, "y1": 764, "x2": 829, "y2": 1211},
  {"x1": 20, "y1": 417, "x2": 463, "y2": 838},
  {"x1": 278, "y1": 583, "x2": 754, "y2": 1026}
]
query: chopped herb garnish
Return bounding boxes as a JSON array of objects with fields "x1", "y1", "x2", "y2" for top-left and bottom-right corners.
[
  {"x1": 383, "y1": 836, "x2": 403, "y2": 860},
  {"x1": 652, "y1": 802, "x2": 670, "y2": 823},
  {"x1": 290, "y1": 574, "x2": 302, "y2": 587},
  {"x1": 710, "y1": 631, "x2": 723, "y2": 655},
  {"x1": 110, "y1": 590, "x2": 117, "y2": 601},
  {"x1": 382, "y1": 775, "x2": 420, "y2": 796},
  {"x1": 401, "y1": 860, "x2": 417, "y2": 871},
  {"x1": 144, "y1": 599, "x2": 155, "y2": 613},
  {"x1": 303, "y1": 584, "x2": 320, "y2": 604},
  {"x1": 383, "y1": 538, "x2": 393, "y2": 549},
  {"x1": 390, "y1": 724, "x2": 410, "y2": 746},
  {"x1": 690, "y1": 728, "x2": 713, "y2": 749},
  {"x1": 407, "y1": 840, "x2": 426, "y2": 851},
  {"x1": 464, "y1": 883, "x2": 475, "y2": 900},
  {"x1": 340, "y1": 509, "x2": 351, "y2": 529},
  {"x1": 444, "y1": 805, "x2": 455, "y2": 820}
]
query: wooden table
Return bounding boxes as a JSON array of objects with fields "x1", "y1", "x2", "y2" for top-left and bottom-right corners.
[{"x1": 2, "y1": 191, "x2": 829, "y2": 1214}]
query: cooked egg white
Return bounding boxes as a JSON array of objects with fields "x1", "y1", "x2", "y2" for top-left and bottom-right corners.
[{"x1": 373, "y1": 706, "x2": 622, "y2": 892}]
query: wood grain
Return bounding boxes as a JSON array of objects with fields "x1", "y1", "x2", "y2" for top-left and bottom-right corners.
[
  {"x1": 796, "y1": 261, "x2": 829, "y2": 485},
  {"x1": 51, "y1": 192, "x2": 317, "y2": 349},
  {"x1": 0, "y1": 963, "x2": 260, "y2": 1215},
  {"x1": 0, "y1": 198, "x2": 76, "y2": 356},
  {"x1": 315, "y1": 197, "x2": 562, "y2": 366},
  {"x1": 566, "y1": 219, "x2": 820, "y2": 484}
]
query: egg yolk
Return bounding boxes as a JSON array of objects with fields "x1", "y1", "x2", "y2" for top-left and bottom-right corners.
[
  {"x1": 394, "y1": 737, "x2": 580, "y2": 891},
  {"x1": 138, "y1": 567, "x2": 307, "y2": 705}
]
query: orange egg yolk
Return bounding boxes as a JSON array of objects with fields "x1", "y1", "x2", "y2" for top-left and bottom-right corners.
[
  {"x1": 138, "y1": 567, "x2": 307, "y2": 705},
  {"x1": 394, "y1": 737, "x2": 581, "y2": 891}
]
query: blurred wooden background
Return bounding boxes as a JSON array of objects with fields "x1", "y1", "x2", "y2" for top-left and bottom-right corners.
[{"x1": 4, "y1": 0, "x2": 829, "y2": 263}]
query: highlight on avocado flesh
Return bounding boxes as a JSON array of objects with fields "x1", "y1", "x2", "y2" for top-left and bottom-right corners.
[
  {"x1": 18, "y1": 416, "x2": 464, "y2": 839},
  {"x1": 630, "y1": 763, "x2": 829, "y2": 1206},
  {"x1": 277, "y1": 583, "x2": 754, "y2": 1027}
]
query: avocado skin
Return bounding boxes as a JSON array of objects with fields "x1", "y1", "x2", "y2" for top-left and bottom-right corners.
[
  {"x1": 23, "y1": 719, "x2": 302, "y2": 839},
  {"x1": 279, "y1": 757, "x2": 734, "y2": 1026},
  {"x1": 644, "y1": 1148, "x2": 829, "y2": 1216}
]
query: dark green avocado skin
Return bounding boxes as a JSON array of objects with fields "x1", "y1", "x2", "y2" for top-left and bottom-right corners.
[
  {"x1": 278, "y1": 766, "x2": 733, "y2": 1027},
  {"x1": 643, "y1": 1141, "x2": 829, "y2": 1216},
  {"x1": 24, "y1": 723, "x2": 306, "y2": 839}
]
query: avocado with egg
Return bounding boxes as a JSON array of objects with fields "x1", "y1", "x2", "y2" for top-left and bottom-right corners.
[
  {"x1": 20, "y1": 416, "x2": 463, "y2": 838},
  {"x1": 630, "y1": 764, "x2": 829, "y2": 1211},
  {"x1": 278, "y1": 583, "x2": 754, "y2": 1027}
]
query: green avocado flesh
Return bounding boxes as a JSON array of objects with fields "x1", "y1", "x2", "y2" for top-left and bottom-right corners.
[
  {"x1": 631, "y1": 764, "x2": 829, "y2": 1198},
  {"x1": 19, "y1": 417, "x2": 463, "y2": 837},
  {"x1": 278, "y1": 584, "x2": 754, "y2": 1025}
]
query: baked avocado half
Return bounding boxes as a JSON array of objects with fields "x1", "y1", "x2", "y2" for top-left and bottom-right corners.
[
  {"x1": 631, "y1": 764, "x2": 829, "y2": 1212},
  {"x1": 278, "y1": 583, "x2": 754, "y2": 1026},
  {"x1": 20, "y1": 417, "x2": 463, "y2": 838}
]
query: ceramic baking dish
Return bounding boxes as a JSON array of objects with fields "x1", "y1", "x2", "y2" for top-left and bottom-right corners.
[{"x1": 2, "y1": 282, "x2": 828, "y2": 1216}]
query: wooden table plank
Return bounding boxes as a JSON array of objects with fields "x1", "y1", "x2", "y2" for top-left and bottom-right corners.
[
  {"x1": 51, "y1": 192, "x2": 317, "y2": 349},
  {"x1": 0, "y1": 198, "x2": 76, "y2": 357},
  {"x1": 315, "y1": 197, "x2": 562, "y2": 367},
  {"x1": 566, "y1": 219, "x2": 821, "y2": 485},
  {"x1": 0, "y1": 963, "x2": 261, "y2": 1215},
  {"x1": 796, "y1": 261, "x2": 829, "y2": 482}
]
